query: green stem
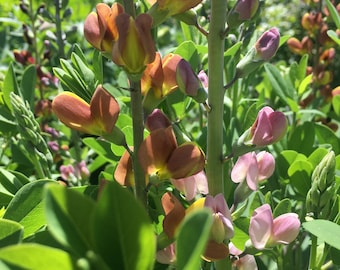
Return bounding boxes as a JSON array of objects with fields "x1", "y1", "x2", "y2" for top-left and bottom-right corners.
[
  {"x1": 309, "y1": 235, "x2": 318, "y2": 270},
  {"x1": 129, "y1": 79, "x2": 147, "y2": 206},
  {"x1": 122, "y1": 0, "x2": 136, "y2": 18},
  {"x1": 206, "y1": 0, "x2": 227, "y2": 196},
  {"x1": 54, "y1": 0, "x2": 65, "y2": 58}
]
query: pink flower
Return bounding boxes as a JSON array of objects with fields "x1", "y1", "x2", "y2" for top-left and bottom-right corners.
[
  {"x1": 204, "y1": 194, "x2": 234, "y2": 243},
  {"x1": 249, "y1": 106, "x2": 287, "y2": 146},
  {"x1": 229, "y1": 243, "x2": 258, "y2": 270},
  {"x1": 249, "y1": 204, "x2": 300, "y2": 250},
  {"x1": 231, "y1": 151, "x2": 275, "y2": 190},
  {"x1": 171, "y1": 170, "x2": 208, "y2": 201}
]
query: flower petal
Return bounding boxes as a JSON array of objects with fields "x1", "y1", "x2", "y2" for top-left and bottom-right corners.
[
  {"x1": 166, "y1": 142, "x2": 205, "y2": 179},
  {"x1": 271, "y1": 213, "x2": 300, "y2": 245},
  {"x1": 256, "y1": 151, "x2": 275, "y2": 181},
  {"x1": 138, "y1": 127, "x2": 177, "y2": 176},
  {"x1": 249, "y1": 204, "x2": 273, "y2": 250}
]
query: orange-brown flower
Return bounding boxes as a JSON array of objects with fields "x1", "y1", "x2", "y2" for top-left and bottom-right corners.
[
  {"x1": 52, "y1": 85, "x2": 119, "y2": 136},
  {"x1": 287, "y1": 36, "x2": 313, "y2": 55},
  {"x1": 138, "y1": 127, "x2": 205, "y2": 180},
  {"x1": 84, "y1": 3, "x2": 124, "y2": 56},
  {"x1": 112, "y1": 13, "x2": 155, "y2": 75}
]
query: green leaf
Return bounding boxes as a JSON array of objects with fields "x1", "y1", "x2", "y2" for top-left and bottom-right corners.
[
  {"x1": 332, "y1": 95, "x2": 340, "y2": 116},
  {"x1": 314, "y1": 123, "x2": 340, "y2": 154},
  {"x1": 174, "y1": 41, "x2": 200, "y2": 70},
  {"x1": 224, "y1": 42, "x2": 242, "y2": 57},
  {"x1": 273, "y1": 198, "x2": 292, "y2": 218},
  {"x1": 303, "y1": 220, "x2": 340, "y2": 250},
  {"x1": 0, "y1": 244, "x2": 77, "y2": 270},
  {"x1": 82, "y1": 137, "x2": 119, "y2": 162},
  {"x1": 288, "y1": 160, "x2": 313, "y2": 196},
  {"x1": 2, "y1": 63, "x2": 19, "y2": 111},
  {"x1": 325, "y1": 0, "x2": 340, "y2": 29},
  {"x1": 288, "y1": 122, "x2": 315, "y2": 156},
  {"x1": 0, "y1": 169, "x2": 28, "y2": 195},
  {"x1": 327, "y1": 30, "x2": 340, "y2": 46},
  {"x1": 176, "y1": 209, "x2": 213, "y2": 270},
  {"x1": 231, "y1": 217, "x2": 250, "y2": 251},
  {"x1": 3, "y1": 180, "x2": 56, "y2": 238},
  {"x1": 45, "y1": 184, "x2": 96, "y2": 256},
  {"x1": 277, "y1": 150, "x2": 307, "y2": 179},
  {"x1": 264, "y1": 63, "x2": 292, "y2": 103},
  {"x1": 71, "y1": 53, "x2": 96, "y2": 92},
  {"x1": 298, "y1": 74, "x2": 312, "y2": 96},
  {"x1": 92, "y1": 180, "x2": 155, "y2": 270},
  {"x1": 307, "y1": 148, "x2": 329, "y2": 168},
  {"x1": 0, "y1": 219, "x2": 23, "y2": 248},
  {"x1": 20, "y1": 65, "x2": 37, "y2": 109},
  {"x1": 297, "y1": 54, "x2": 309, "y2": 81}
]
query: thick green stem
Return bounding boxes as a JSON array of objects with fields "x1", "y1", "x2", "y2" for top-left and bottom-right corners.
[
  {"x1": 130, "y1": 79, "x2": 147, "y2": 206},
  {"x1": 206, "y1": 0, "x2": 227, "y2": 196},
  {"x1": 55, "y1": 0, "x2": 65, "y2": 59},
  {"x1": 309, "y1": 235, "x2": 318, "y2": 270}
]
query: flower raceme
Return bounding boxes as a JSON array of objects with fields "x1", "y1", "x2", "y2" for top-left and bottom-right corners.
[
  {"x1": 231, "y1": 151, "x2": 275, "y2": 191},
  {"x1": 84, "y1": 3, "x2": 124, "y2": 57},
  {"x1": 52, "y1": 85, "x2": 119, "y2": 136},
  {"x1": 249, "y1": 204, "x2": 300, "y2": 250}
]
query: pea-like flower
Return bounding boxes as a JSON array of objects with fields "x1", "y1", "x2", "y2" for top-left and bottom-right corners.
[
  {"x1": 227, "y1": 0, "x2": 260, "y2": 29},
  {"x1": 249, "y1": 107, "x2": 287, "y2": 146},
  {"x1": 84, "y1": 3, "x2": 124, "y2": 57},
  {"x1": 231, "y1": 151, "x2": 275, "y2": 190},
  {"x1": 236, "y1": 28, "x2": 280, "y2": 78},
  {"x1": 138, "y1": 127, "x2": 205, "y2": 180},
  {"x1": 249, "y1": 204, "x2": 300, "y2": 250},
  {"x1": 112, "y1": 13, "x2": 156, "y2": 75},
  {"x1": 52, "y1": 85, "x2": 120, "y2": 136},
  {"x1": 142, "y1": 53, "x2": 204, "y2": 111}
]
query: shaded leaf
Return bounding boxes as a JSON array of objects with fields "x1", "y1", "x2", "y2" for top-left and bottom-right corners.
[
  {"x1": 92, "y1": 180, "x2": 155, "y2": 270},
  {"x1": 0, "y1": 219, "x2": 23, "y2": 248},
  {"x1": 176, "y1": 209, "x2": 213, "y2": 270}
]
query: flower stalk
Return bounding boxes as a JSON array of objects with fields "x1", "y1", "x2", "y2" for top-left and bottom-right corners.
[
  {"x1": 206, "y1": 0, "x2": 230, "y2": 268},
  {"x1": 206, "y1": 0, "x2": 227, "y2": 197},
  {"x1": 130, "y1": 78, "x2": 147, "y2": 206}
]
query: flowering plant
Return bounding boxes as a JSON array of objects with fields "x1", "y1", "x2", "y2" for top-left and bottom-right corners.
[{"x1": 0, "y1": 0, "x2": 340, "y2": 269}]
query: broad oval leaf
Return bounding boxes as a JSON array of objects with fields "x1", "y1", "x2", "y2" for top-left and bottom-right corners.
[
  {"x1": 176, "y1": 209, "x2": 213, "y2": 270},
  {"x1": 0, "y1": 219, "x2": 23, "y2": 248},
  {"x1": 3, "y1": 180, "x2": 56, "y2": 238},
  {"x1": 0, "y1": 243, "x2": 77, "y2": 270},
  {"x1": 303, "y1": 220, "x2": 340, "y2": 250},
  {"x1": 92, "y1": 180, "x2": 155, "y2": 270},
  {"x1": 45, "y1": 184, "x2": 96, "y2": 256}
]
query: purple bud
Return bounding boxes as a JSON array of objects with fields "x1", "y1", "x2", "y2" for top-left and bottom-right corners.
[{"x1": 255, "y1": 28, "x2": 280, "y2": 61}]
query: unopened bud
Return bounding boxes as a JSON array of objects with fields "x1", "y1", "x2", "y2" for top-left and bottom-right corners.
[{"x1": 227, "y1": 0, "x2": 260, "y2": 29}]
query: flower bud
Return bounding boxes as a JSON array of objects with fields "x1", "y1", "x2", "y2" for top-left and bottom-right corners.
[
  {"x1": 236, "y1": 28, "x2": 280, "y2": 78},
  {"x1": 176, "y1": 59, "x2": 207, "y2": 102},
  {"x1": 227, "y1": 0, "x2": 260, "y2": 29}
]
